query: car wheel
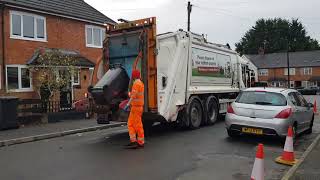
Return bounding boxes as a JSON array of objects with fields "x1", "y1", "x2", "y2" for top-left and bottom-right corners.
[
  {"x1": 305, "y1": 116, "x2": 314, "y2": 134},
  {"x1": 187, "y1": 96, "x2": 203, "y2": 129},
  {"x1": 227, "y1": 129, "x2": 239, "y2": 137},
  {"x1": 205, "y1": 96, "x2": 219, "y2": 125}
]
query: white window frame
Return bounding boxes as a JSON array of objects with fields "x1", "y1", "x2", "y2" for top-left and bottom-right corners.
[
  {"x1": 271, "y1": 81, "x2": 284, "y2": 87},
  {"x1": 258, "y1": 69, "x2": 268, "y2": 76},
  {"x1": 284, "y1": 68, "x2": 295, "y2": 75},
  {"x1": 308, "y1": 81, "x2": 316, "y2": 87},
  {"x1": 72, "y1": 68, "x2": 80, "y2": 86},
  {"x1": 6, "y1": 65, "x2": 33, "y2": 92},
  {"x1": 85, "y1": 25, "x2": 105, "y2": 48},
  {"x1": 10, "y1": 11, "x2": 47, "y2": 42},
  {"x1": 303, "y1": 67, "x2": 312, "y2": 75}
]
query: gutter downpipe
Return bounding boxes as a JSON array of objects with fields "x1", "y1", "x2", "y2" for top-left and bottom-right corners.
[{"x1": 1, "y1": 3, "x2": 5, "y2": 91}]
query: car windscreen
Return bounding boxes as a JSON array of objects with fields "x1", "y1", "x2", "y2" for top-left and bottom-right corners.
[{"x1": 236, "y1": 91, "x2": 287, "y2": 106}]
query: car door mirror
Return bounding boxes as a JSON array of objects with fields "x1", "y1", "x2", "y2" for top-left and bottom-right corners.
[{"x1": 307, "y1": 103, "x2": 314, "y2": 108}]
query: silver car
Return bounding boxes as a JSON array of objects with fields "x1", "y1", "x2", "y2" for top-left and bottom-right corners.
[{"x1": 225, "y1": 87, "x2": 314, "y2": 139}]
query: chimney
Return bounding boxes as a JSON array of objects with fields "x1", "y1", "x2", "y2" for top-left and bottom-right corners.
[{"x1": 258, "y1": 47, "x2": 265, "y2": 55}]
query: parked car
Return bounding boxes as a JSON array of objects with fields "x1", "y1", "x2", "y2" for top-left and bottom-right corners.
[
  {"x1": 296, "y1": 86, "x2": 320, "y2": 95},
  {"x1": 225, "y1": 87, "x2": 314, "y2": 140}
]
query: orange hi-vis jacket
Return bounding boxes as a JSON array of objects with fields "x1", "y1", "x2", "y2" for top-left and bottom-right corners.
[{"x1": 129, "y1": 79, "x2": 144, "y2": 107}]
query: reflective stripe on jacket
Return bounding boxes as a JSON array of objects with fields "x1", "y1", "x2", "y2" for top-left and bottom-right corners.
[{"x1": 129, "y1": 79, "x2": 144, "y2": 107}]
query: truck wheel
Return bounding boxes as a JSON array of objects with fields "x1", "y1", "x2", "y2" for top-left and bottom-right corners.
[
  {"x1": 187, "y1": 96, "x2": 203, "y2": 129},
  {"x1": 143, "y1": 120, "x2": 154, "y2": 135},
  {"x1": 176, "y1": 109, "x2": 189, "y2": 130},
  {"x1": 205, "y1": 96, "x2": 219, "y2": 125}
]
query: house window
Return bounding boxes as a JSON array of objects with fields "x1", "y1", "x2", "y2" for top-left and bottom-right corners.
[
  {"x1": 284, "y1": 68, "x2": 295, "y2": 75},
  {"x1": 85, "y1": 25, "x2": 105, "y2": 48},
  {"x1": 309, "y1": 81, "x2": 316, "y2": 87},
  {"x1": 72, "y1": 69, "x2": 80, "y2": 85},
  {"x1": 302, "y1": 81, "x2": 316, "y2": 88},
  {"x1": 302, "y1": 81, "x2": 307, "y2": 88},
  {"x1": 10, "y1": 11, "x2": 46, "y2": 41},
  {"x1": 6, "y1": 65, "x2": 32, "y2": 91},
  {"x1": 258, "y1": 69, "x2": 268, "y2": 76},
  {"x1": 271, "y1": 81, "x2": 282, "y2": 87},
  {"x1": 302, "y1": 67, "x2": 312, "y2": 75}
]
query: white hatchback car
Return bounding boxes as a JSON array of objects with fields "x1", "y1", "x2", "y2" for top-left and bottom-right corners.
[{"x1": 225, "y1": 87, "x2": 314, "y2": 138}]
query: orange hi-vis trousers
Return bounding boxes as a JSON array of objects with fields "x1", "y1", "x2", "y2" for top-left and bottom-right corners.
[{"x1": 128, "y1": 106, "x2": 144, "y2": 145}]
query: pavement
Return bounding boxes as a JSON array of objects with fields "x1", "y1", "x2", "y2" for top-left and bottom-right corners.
[
  {"x1": 0, "y1": 116, "x2": 319, "y2": 180},
  {"x1": 289, "y1": 135, "x2": 320, "y2": 180},
  {"x1": 0, "y1": 119, "x2": 117, "y2": 141}
]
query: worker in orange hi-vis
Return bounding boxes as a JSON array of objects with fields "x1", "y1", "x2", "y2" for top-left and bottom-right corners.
[{"x1": 124, "y1": 70, "x2": 145, "y2": 149}]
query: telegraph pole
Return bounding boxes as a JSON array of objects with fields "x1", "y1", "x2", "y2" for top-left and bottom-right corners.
[
  {"x1": 287, "y1": 40, "x2": 290, "y2": 88},
  {"x1": 187, "y1": 1, "x2": 192, "y2": 31}
]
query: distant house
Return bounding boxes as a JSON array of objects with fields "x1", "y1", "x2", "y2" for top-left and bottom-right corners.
[
  {"x1": 0, "y1": 0, "x2": 115, "y2": 104},
  {"x1": 245, "y1": 50, "x2": 320, "y2": 88}
]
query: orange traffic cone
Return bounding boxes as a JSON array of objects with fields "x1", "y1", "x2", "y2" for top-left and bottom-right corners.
[
  {"x1": 275, "y1": 126, "x2": 298, "y2": 166},
  {"x1": 251, "y1": 144, "x2": 264, "y2": 180},
  {"x1": 313, "y1": 99, "x2": 318, "y2": 114}
]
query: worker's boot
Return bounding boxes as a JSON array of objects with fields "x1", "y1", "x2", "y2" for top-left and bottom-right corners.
[
  {"x1": 125, "y1": 142, "x2": 138, "y2": 149},
  {"x1": 137, "y1": 143, "x2": 144, "y2": 149}
]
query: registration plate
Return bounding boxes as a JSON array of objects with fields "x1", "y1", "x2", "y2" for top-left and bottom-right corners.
[{"x1": 242, "y1": 127, "x2": 263, "y2": 135}]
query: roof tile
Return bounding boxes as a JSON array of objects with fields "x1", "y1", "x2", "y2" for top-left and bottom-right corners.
[
  {"x1": 245, "y1": 50, "x2": 320, "y2": 69},
  {"x1": 2, "y1": 0, "x2": 115, "y2": 25}
]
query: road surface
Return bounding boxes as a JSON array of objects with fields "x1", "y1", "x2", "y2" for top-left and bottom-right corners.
[{"x1": 0, "y1": 117, "x2": 319, "y2": 180}]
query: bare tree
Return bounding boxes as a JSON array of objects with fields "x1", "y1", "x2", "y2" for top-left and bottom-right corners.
[{"x1": 29, "y1": 49, "x2": 77, "y2": 101}]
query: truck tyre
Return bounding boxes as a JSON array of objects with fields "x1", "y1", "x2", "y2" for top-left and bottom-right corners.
[
  {"x1": 187, "y1": 96, "x2": 203, "y2": 129},
  {"x1": 176, "y1": 109, "x2": 189, "y2": 130},
  {"x1": 205, "y1": 96, "x2": 219, "y2": 125},
  {"x1": 143, "y1": 120, "x2": 154, "y2": 135}
]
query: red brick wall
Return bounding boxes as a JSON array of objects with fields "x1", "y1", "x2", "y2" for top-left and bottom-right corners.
[
  {"x1": 0, "y1": 7, "x2": 4, "y2": 93},
  {"x1": 1, "y1": 7, "x2": 104, "y2": 100},
  {"x1": 258, "y1": 67, "x2": 320, "y2": 87}
]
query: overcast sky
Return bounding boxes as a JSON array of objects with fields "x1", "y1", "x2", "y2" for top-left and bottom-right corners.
[{"x1": 86, "y1": 0, "x2": 320, "y2": 49}]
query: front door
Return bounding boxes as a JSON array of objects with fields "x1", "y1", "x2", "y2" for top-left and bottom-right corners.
[
  {"x1": 59, "y1": 69, "x2": 72, "y2": 110},
  {"x1": 60, "y1": 86, "x2": 72, "y2": 109}
]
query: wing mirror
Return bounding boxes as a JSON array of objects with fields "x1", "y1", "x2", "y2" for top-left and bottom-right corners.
[{"x1": 307, "y1": 103, "x2": 314, "y2": 108}]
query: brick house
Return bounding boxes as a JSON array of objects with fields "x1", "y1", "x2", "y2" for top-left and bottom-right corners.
[
  {"x1": 245, "y1": 50, "x2": 320, "y2": 88},
  {"x1": 0, "y1": 0, "x2": 115, "y2": 104}
]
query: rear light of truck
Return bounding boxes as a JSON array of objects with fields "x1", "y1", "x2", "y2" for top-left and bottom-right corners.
[
  {"x1": 274, "y1": 108, "x2": 292, "y2": 119},
  {"x1": 227, "y1": 105, "x2": 235, "y2": 114}
]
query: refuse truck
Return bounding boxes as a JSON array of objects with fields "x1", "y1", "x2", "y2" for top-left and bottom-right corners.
[{"x1": 88, "y1": 17, "x2": 257, "y2": 129}]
